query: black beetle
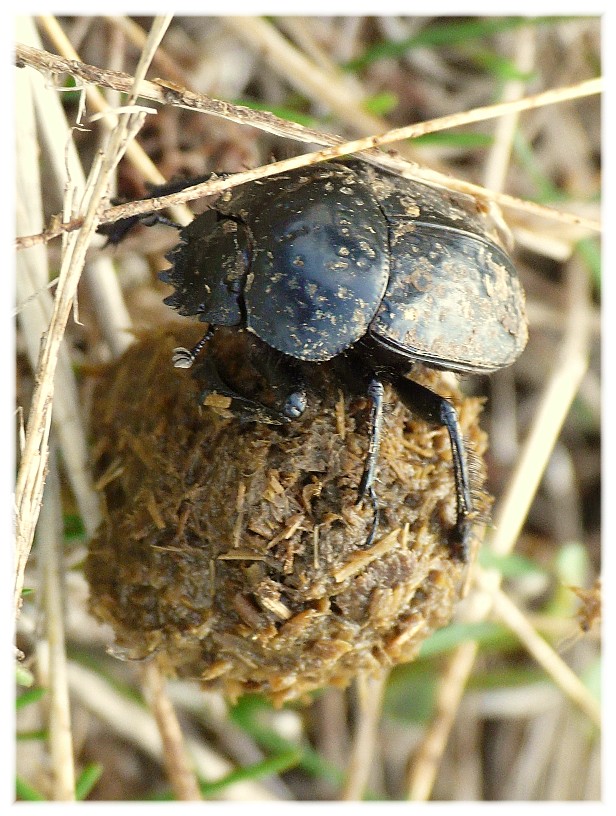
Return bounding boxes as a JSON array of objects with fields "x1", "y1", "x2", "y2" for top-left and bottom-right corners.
[{"x1": 110, "y1": 160, "x2": 528, "y2": 559}]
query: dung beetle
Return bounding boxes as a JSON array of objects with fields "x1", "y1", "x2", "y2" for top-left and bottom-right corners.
[{"x1": 107, "y1": 159, "x2": 528, "y2": 559}]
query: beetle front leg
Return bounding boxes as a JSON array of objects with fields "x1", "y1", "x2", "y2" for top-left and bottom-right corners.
[
  {"x1": 245, "y1": 345, "x2": 308, "y2": 422},
  {"x1": 391, "y1": 375, "x2": 473, "y2": 561},
  {"x1": 191, "y1": 340, "x2": 308, "y2": 426},
  {"x1": 97, "y1": 172, "x2": 224, "y2": 245},
  {"x1": 194, "y1": 355, "x2": 293, "y2": 425}
]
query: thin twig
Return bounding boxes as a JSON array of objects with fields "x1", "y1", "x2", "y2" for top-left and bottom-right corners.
[
  {"x1": 14, "y1": 41, "x2": 344, "y2": 147},
  {"x1": 140, "y1": 663, "x2": 201, "y2": 801}
]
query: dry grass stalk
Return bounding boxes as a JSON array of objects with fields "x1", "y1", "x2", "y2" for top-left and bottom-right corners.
[
  {"x1": 223, "y1": 16, "x2": 402, "y2": 140},
  {"x1": 25, "y1": 18, "x2": 137, "y2": 359},
  {"x1": 476, "y1": 573, "x2": 600, "y2": 726},
  {"x1": 406, "y1": 259, "x2": 594, "y2": 800},
  {"x1": 35, "y1": 15, "x2": 192, "y2": 227},
  {"x1": 491, "y1": 264, "x2": 592, "y2": 557},
  {"x1": 405, "y1": 34, "x2": 597, "y2": 800},
  {"x1": 342, "y1": 671, "x2": 389, "y2": 801},
  {"x1": 15, "y1": 25, "x2": 54, "y2": 616},
  {"x1": 14, "y1": 17, "x2": 170, "y2": 616},
  {"x1": 406, "y1": 31, "x2": 537, "y2": 796},
  {"x1": 37, "y1": 445, "x2": 75, "y2": 800},
  {"x1": 18, "y1": 18, "x2": 129, "y2": 530},
  {"x1": 140, "y1": 663, "x2": 201, "y2": 801},
  {"x1": 482, "y1": 27, "x2": 537, "y2": 193},
  {"x1": 407, "y1": 639, "x2": 480, "y2": 800},
  {"x1": 65, "y1": 662, "x2": 279, "y2": 800},
  {"x1": 14, "y1": 42, "x2": 601, "y2": 252},
  {"x1": 103, "y1": 15, "x2": 188, "y2": 85}
]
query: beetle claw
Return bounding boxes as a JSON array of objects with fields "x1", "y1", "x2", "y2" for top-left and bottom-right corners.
[
  {"x1": 282, "y1": 390, "x2": 307, "y2": 420},
  {"x1": 360, "y1": 485, "x2": 380, "y2": 548},
  {"x1": 449, "y1": 515, "x2": 473, "y2": 562}
]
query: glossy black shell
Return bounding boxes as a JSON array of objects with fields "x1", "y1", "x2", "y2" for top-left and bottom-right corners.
[{"x1": 161, "y1": 160, "x2": 527, "y2": 372}]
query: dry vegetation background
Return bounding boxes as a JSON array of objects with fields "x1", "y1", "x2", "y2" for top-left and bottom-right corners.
[{"x1": 14, "y1": 15, "x2": 601, "y2": 803}]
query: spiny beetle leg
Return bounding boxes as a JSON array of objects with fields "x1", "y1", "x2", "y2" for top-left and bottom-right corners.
[
  {"x1": 194, "y1": 356, "x2": 285, "y2": 424},
  {"x1": 99, "y1": 209, "x2": 181, "y2": 246},
  {"x1": 363, "y1": 485, "x2": 380, "y2": 548},
  {"x1": 281, "y1": 390, "x2": 307, "y2": 420},
  {"x1": 357, "y1": 377, "x2": 385, "y2": 502}
]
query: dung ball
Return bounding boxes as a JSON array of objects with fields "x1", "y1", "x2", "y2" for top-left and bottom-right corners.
[{"x1": 86, "y1": 326, "x2": 489, "y2": 705}]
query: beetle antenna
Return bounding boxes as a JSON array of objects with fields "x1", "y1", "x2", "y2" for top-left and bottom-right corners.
[{"x1": 172, "y1": 326, "x2": 216, "y2": 369}]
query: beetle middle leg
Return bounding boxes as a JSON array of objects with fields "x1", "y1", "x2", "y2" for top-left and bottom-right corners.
[
  {"x1": 355, "y1": 377, "x2": 384, "y2": 547},
  {"x1": 390, "y1": 374, "x2": 473, "y2": 561},
  {"x1": 332, "y1": 357, "x2": 384, "y2": 546}
]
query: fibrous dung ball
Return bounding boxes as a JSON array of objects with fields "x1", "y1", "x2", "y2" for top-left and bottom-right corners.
[{"x1": 86, "y1": 326, "x2": 489, "y2": 705}]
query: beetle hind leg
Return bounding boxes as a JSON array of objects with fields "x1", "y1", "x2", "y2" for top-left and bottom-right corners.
[
  {"x1": 359, "y1": 484, "x2": 380, "y2": 548},
  {"x1": 390, "y1": 375, "x2": 473, "y2": 561}
]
